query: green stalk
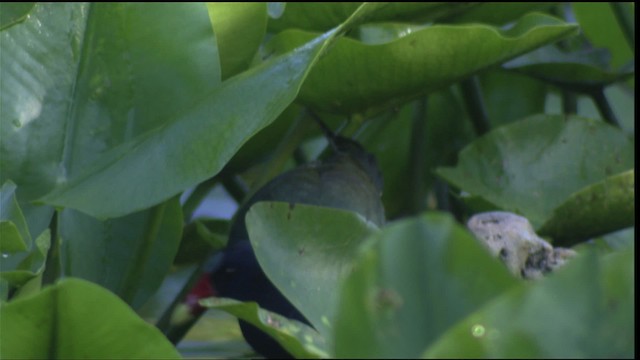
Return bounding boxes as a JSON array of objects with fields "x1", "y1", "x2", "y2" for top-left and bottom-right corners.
[
  {"x1": 408, "y1": 98, "x2": 428, "y2": 215},
  {"x1": 460, "y1": 76, "x2": 491, "y2": 136},
  {"x1": 155, "y1": 263, "x2": 207, "y2": 343},
  {"x1": 562, "y1": 91, "x2": 578, "y2": 114},
  {"x1": 42, "y1": 211, "x2": 60, "y2": 286},
  {"x1": 182, "y1": 177, "x2": 218, "y2": 222},
  {"x1": 221, "y1": 175, "x2": 248, "y2": 204},
  {"x1": 590, "y1": 88, "x2": 621, "y2": 127},
  {"x1": 434, "y1": 179, "x2": 451, "y2": 213}
]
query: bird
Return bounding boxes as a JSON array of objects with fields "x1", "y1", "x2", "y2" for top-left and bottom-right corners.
[
  {"x1": 209, "y1": 240, "x2": 308, "y2": 358},
  {"x1": 174, "y1": 114, "x2": 385, "y2": 358}
]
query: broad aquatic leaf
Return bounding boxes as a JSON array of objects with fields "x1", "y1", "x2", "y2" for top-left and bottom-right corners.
[
  {"x1": 0, "y1": 278, "x2": 181, "y2": 359},
  {"x1": 479, "y1": 70, "x2": 548, "y2": 128},
  {"x1": 224, "y1": 104, "x2": 302, "y2": 174},
  {"x1": 58, "y1": 197, "x2": 183, "y2": 309},
  {"x1": 0, "y1": 181, "x2": 31, "y2": 251},
  {"x1": 539, "y1": 170, "x2": 635, "y2": 246},
  {"x1": 267, "y1": 3, "x2": 477, "y2": 33},
  {"x1": 265, "y1": 13, "x2": 578, "y2": 115},
  {"x1": 0, "y1": 222, "x2": 24, "y2": 253},
  {"x1": 504, "y1": 46, "x2": 634, "y2": 92},
  {"x1": 437, "y1": 115, "x2": 634, "y2": 228},
  {"x1": 333, "y1": 212, "x2": 516, "y2": 358},
  {"x1": 207, "y1": 3, "x2": 267, "y2": 80},
  {"x1": 36, "y1": 3, "x2": 379, "y2": 219},
  {"x1": 201, "y1": 297, "x2": 328, "y2": 358},
  {"x1": 0, "y1": 230, "x2": 49, "y2": 287},
  {"x1": 0, "y1": 2, "x2": 34, "y2": 30},
  {"x1": 0, "y1": 182, "x2": 50, "y2": 287},
  {"x1": 423, "y1": 249, "x2": 634, "y2": 358},
  {"x1": 573, "y1": 3, "x2": 634, "y2": 70},
  {"x1": 443, "y1": 3, "x2": 555, "y2": 25},
  {"x1": 246, "y1": 202, "x2": 379, "y2": 338},
  {"x1": 1, "y1": 3, "x2": 221, "y2": 204}
]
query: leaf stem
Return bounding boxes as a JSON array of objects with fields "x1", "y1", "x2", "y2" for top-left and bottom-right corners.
[
  {"x1": 562, "y1": 91, "x2": 578, "y2": 114},
  {"x1": 460, "y1": 76, "x2": 491, "y2": 136},
  {"x1": 220, "y1": 175, "x2": 248, "y2": 205},
  {"x1": 590, "y1": 88, "x2": 620, "y2": 127},
  {"x1": 156, "y1": 263, "x2": 207, "y2": 343},
  {"x1": 182, "y1": 177, "x2": 218, "y2": 222},
  {"x1": 610, "y1": 2, "x2": 635, "y2": 52},
  {"x1": 434, "y1": 179, "x2": 451, "y2": 213},
  {"x1": 408, "y1": 98, "x2": 428, "y2": 215},
  {"x1": 42, "y1": 211, "x2": 60, "y2": 286}
]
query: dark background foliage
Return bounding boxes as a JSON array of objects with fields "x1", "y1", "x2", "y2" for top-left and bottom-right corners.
[{"x1": 0, "y1": 3, "x2": 634, "y2": 358}]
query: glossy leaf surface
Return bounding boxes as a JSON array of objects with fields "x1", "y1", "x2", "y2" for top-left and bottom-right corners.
[
  {"x1": 0, "y1": 230, "x2": 49, "y2": 287},
  {"x1": 539, "y1": 170, "x2": 635, "y2": 246},
  {"x1": 265, "y1": 13, "x2": 578, "y2": 115},
  {"x1": 34, "y1": 4, "x2": 376, "y2": 218},
  {"x1": 437, "y1": 115, "x2": 634, "y2": 228},
  {"x1": 0, "y1": 278, "x2": 181, "y2": 359},
  {"x1": 201, "y1": 297, "x2": 328, "y2": 358},
  {"x1": 57, "y1": 197, "x2": 183, "y2": 309},
  {"x1": 423, "y1": 248, "x2": 634, "y2": 358},
  {"x1": 333, "y1": 212, "x2": 516, "y2": 358},
  {"x1": 207, "y1": 3, "x2": 267, "y2": 80},
  {"x1": 246, "y1": 202, "x2": 379, "y2": 339},
  {"x1": 0, "y1": 181, "x2": 30, "y2": 251},
  {"x1": 1, "y1": 3, "x2": 221, "y2": 206}
]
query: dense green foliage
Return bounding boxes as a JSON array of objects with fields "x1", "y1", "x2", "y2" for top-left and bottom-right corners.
[{"x1": 0, "y1": 3, "x2": 634, "y2": 359}]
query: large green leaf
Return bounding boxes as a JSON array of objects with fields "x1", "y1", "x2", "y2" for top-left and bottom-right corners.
[
  {"x1": 246, "y1": 202, "x2": 379, "y2": 338},
  {"x1": 267, "y1": 3, "x2": 478, "y2": 33},
  {"x1": 0, "y1": 230, "x2": 49, "y2": 287},
  {"x1": 35, "y1": 4, "x2": 379, "y2": 219},
  {"x1": 0, "y1": 181, "x2": 50, "y2": 287},
  {"x1": 504, "y1": 45, "x2": 634, "y2": 92},
  {"x1": 538, "y1": 170, "x2": 635, "y2": 246},
  {"x1": 265, "y1": 13, "x2": 578, "y2": 115},
  {"x1": 223, "y1": 104, "x2": 302, "y2": 174},
  {"x1": 0, "y1": 181, "x2": 31, "y2": 251},
  {"x1": 1, "y1": 3, "x2": 221, "y2": 203},
  {"x1": 479, "y1": 70, "x2": 548, "y2": 128},
  {"x1": 0, "y1": 2, "x2": 34, "y2": 30},
  {"x1": 423, "y1": 248, "x2": 634, "y2": 358},
  {"x1": 201, "y1": 297, "x2": 328, "y2": 358},
  {"x1": 57, "y1": 197, "x2": 182, "y2": 309},
  {"x1": 333, "y1": 212, "x2": 517, "y2": 358},
  {"x1": 573, "y1": 3, "x2": 634, "y2": 70},
  {"x1": 437, "y1": 115, "x2": 634, "y2": 228},
  {"x1": 443, "y1": 3, "x2": 555, "y2": 25},
  {"x1": 0, "y1": 278, "x2": 181, "y2": 359},
  {"x1": 359, "y1": 69, "x2": 547, "y2": 218},
  {"x1": 207, "y1": 3, "x2": 267, "y2": 80}
]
